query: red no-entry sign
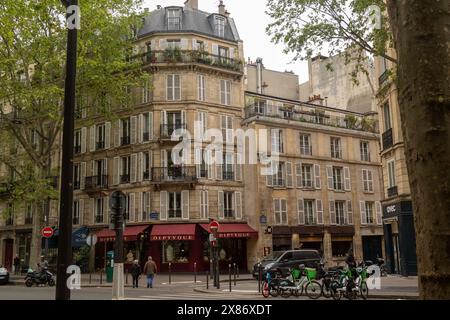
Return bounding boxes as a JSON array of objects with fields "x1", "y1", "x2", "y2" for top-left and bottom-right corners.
[
  {"x1": 42, "y1": 227, "x2": 54, "y2": 238},
  {"x1": 209, "y1": 220, "x2": 220, "y2": 232}
]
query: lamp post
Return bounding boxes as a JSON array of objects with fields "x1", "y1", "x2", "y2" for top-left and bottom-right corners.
[{"x1": 55, "y1": 0, "x2": 79, "y2": 301}]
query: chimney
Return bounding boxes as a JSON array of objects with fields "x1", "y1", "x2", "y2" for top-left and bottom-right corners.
[
  {"x1": 218, "y1": 1, "x2": 226, "y2": 15},
  {"x1": 224, "y1": 10, "x2": 230, "y2": 17},
  {"x1": 184, "y1": 0, "x2": 198, "y2": 10}
]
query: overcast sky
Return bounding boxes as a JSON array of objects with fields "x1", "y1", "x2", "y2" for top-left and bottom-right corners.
[{"x1": 143, "y1": 0, "x2": 309, "y2": 83}]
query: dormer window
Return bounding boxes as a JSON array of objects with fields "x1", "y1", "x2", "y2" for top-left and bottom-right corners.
[
  {"x1": 215, "y1": 16, "x2": 225, "y2": 37},
  {"x1": 167, "y1": 8, "x2": 181, "y2": 30}
]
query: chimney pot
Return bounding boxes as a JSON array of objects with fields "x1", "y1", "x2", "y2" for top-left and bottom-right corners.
[{"x1": 218, "y1": 1, "x2": 226, "y2": 15}]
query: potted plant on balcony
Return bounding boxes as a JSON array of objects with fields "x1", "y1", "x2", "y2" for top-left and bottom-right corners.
[
  {"x1": 163, "y1": 46, "x2": 182, "y2": 63},
  {"x1": 344, "y1": 114, "x2": 358, "y2": 129},
  {"x1": 361, "y1": 117, "x2": 376, "y2": 132}
]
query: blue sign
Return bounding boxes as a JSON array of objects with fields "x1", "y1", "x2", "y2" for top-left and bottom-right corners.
[
  {"x1": 260, "y1": 215, "x2": 267, "y2": 225},
  {"x1": 150, "y1": 212, "x2": 159, "y2": 220},
  {"x1": 72, "y1": 227, "x2": 89, "y2": 248}
]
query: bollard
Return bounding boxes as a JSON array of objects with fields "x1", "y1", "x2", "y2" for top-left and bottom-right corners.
[
  {"x1": 194, "y1": 262, "x2": 197, "y2": 284},
  {"x1": 169, "y1": 263, "x2": 172, "y2": 285},
  {"x1": 233, "y1": 263, "x2": 236, "y2": 286},
  {"x1": 258, "y1": 263, "x2": 262, "y2": 293},
  {"x1": 229, "y1": 264, "x2": 232, "y2": 292},
  {"x1": 206, "y1": 270, "x2": 209, "y2": 289}
]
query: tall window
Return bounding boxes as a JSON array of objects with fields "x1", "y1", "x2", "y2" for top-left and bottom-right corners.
[
  {"x1": 383, "y1": 102, "x2": 391, "y2": 131},
  {"x1": 143, "y1": 113, "x2": 152, "y2": 142},
  {"x1": 365, "y1": 201, "x2": 375, "y2": 224},
  {"x1": 220, "y1": 79, "x2": 231, "y2": 105},
  {"x1": 198, "y1": 75, "x2": 205, "y2": 101},
  {"x1": 387, "y1": 160, "x2": 396, "y2": 188},
  {"x1": 218, "y1": 46, "x2": 229, "y2": 62},
  {"x1": 271, "y1": 129, "x2": 284, "y2": 153},
  {"x1": 224, "y1": 192, "x2": 234, "y2": 218},
  {"x1": 143, "y1": 152, "x2": 151, "y2": 180},
  {"x1": 121, "y1": 118, "x2": 130, "y2": 146},
  {"x1": 121, "y1": 156, "x2": 131, "y2": 184},
  {"x1": 304, "y1": 200, "x2": 316, "y2": 225},
  {"x1": 273, "y1": 162, "x2": 286, "y2": 187},
  {"x1": 330, "y1": 137, "x2": 342, "y2": 158},
  {"x1": 124, "y1": 194, "x2": 131, "y2": 221},
  {"x1": 335, "y1": 201, "x2": 345, "y2": 225},
  {"x1": 25, "y1": 204, "x2": 33, "y2": 225},
  {"x1": 142, "y1": 79, "x2": 152, "y2": 104},
  {"x1": 166, "y1": 39, "x2": 181, "y2": 49},
  {"x1": 73, "y1": 200, "x2": 80, "y2": 225},
  {"x1": 299, "y1": 134, "x2": 312, "y2": 155},
  {"x1": 215, "y1": 16, "x2": 225, "y2": 37},
  {"x1": 95, "y1": 198, "x2": 104, "y2": 224},
  {"x1": 333, "y1": 167, "x2": 344, "y2": 191},
  {"x1": 360, "y1": 141, "x2": 370, "y2": 161},
  {"x1": 167, "y1": 9, "x2": 181, "y2": 30},
  {"x1": 142, "y1": 192, "x2": 151, "y2": 221},
  {"x1": 362, "y1": 169, "x2": 374, "y2": 192},
  {"x1": 167, "y1": 74, "x2": 181, "y2": 101},
  {"x1": 169, "y1": 192, "x2": 182, "y2": 218},
  {"x1": 73, "y1": 164, "x2": 81, "y2": 190},
  {"x1": 274, "y1": 199, "x2": 287, "y2": 225},
  {"x1": 74, "y1": 129, "x2": 82, "y2": 154},
  {"x1": 223, "y1": 153, "x2": 234, "y2": 181},
  {"x1": 96, "y1": 123, "x2": 106, "y2": 150},
  {"x1": 302, "y1": 164, "x2": 313, "y2": 188},
  {"x1": 200, "y1": 190, "x2": 208, "y2": 219}
]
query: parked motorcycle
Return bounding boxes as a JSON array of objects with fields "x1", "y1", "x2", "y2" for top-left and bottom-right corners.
[
  {"x1": 364, "y1": 257, "x2": 387, "y2": 277},
  {"x1": 25, "y1": 268, "x2": 55, "y2": 287}
]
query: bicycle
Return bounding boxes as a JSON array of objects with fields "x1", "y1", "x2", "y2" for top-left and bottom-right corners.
[{"x1": 276, "y1": 266, "x2": 322, "y2": 299}]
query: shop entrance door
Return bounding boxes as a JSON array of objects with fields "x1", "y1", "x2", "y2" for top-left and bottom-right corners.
[
  {"x1": 362, "y1": 236, "x2": 383, "y2": 262},
  {"x1": 3, "y1": 239, "x2": 14, "y2": 270}
]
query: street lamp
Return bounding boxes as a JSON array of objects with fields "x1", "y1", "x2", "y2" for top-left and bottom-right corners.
[{"x1": 55, "y1": 0, "x2": 79, "y2": 301}]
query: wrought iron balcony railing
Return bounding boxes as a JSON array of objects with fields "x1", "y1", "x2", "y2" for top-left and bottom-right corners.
[
  {"x1": 120, "y1": 174, "x2": 130, "y2": 184},
  {"x1": 121, "y1": 136, "x2": 130, "y2": 146},
  {"x1": 96, "y1": 141, "x2": 105, "y2": 150},
  {"x1": 160, "y1": 123, "x2": 186, "y2": 139},
  {"x1": 74, "y1": 145, "x2": 81, "y2": 154},
  {"x1": 152, "y1": 166, "x2": 197, "y2": 183},
  {"x1": 387, "y1": 186, "x2": 398, "y2": 198},
  {"x1": 84, "y1": 175, "x2": 108, "y2": 190},
  {"x1": 382, "y1": 128, "x2": 394, "y2": 150}
]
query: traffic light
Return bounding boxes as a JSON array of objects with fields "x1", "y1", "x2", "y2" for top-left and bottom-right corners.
[{"x1": 109, "y1": 191, "x2": 126, "y2": 230}]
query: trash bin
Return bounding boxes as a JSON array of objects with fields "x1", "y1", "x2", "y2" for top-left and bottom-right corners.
[{"x1": 106, "y1": 251, "x2": 114, "y2": 283}]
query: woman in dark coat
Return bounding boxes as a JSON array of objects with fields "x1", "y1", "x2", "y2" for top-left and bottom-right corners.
[{"x1": 131, "y1": 260, "x2": 141, "y2": 288}]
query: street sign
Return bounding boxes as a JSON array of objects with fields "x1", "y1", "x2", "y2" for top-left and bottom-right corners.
[
  {"x1": 86, "y1": 234, "x2": 97, "y2": 247},
  {"x1": 209, "y1": 233, "x2": 216, "y2": 242},
  {"x1": 209, "y1": 220, "x2": 220, "y2": 232},
  {"x1": 42, "y1": 227, "x2": 54, "y2": 238}
]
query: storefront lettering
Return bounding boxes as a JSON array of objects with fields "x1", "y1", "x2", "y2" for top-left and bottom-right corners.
[
  {"x1": 218, "y1": 233, "x2": 251, "y2": 238},
  {"x1": 151, "y1": 235, "x2": 194, "y2": 241},
  {"x1": 386, "y1": 205, "x2": 397, "y2": 213}
]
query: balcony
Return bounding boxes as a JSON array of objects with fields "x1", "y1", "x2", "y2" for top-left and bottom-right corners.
[
  {"x1": 73, "y1": 181, "x2": 81, "y2": 190},
  {"x1": 121, "y1": 136, "x2": 130, "y2": 146},
  {"x1": 245, "y1": 104, "x2": 379, "y2": 134},
  {"x1": 120, "y1": 174, "x2": 130, "y2": 184},
  {"x1": 151, "y1": 166, "x2": 197, "y2": 187},
  {"x1": 160, "y1": 123, "x2": 186, "y2": 140},
  {"x1": 382, "y1": 128, "x2": 394, "y2": 150},
  {"x1": 168, "y1": 210, "x2": 182, "y2": 219},
  {"x1": 25, "y1": 217, "x2": 33, "y2": 225},
  {"x1": 74, "y1": 145, "x2": 81, "y2": 154},
  {"x1": 224, "y1": 209, "x2": 235, "y2": 218},
  {"x1": 222, "y1": 171, "x2": 234, "y2": 181},
  {"x1": 135, "y1": 49, "x2": 244, "y2": 74},
  {"x1": 387, "y1": 186, "x2": 398, "y2": 198},
  {"x1": 84, "y1": 175, "x2": 108, "y2": 191},
  {"x1": 379, "y1": 70, "x2": 389, "y2": 87},
  {"x1": 273, "y1": 178, "x2": 286, "y2": 188},
  {"x1": 143, "y1": 171, "x2": 151, "y2": 180},
  {"x1": 143, "y1": 132, "x2": 151, "y2": 142},
  {"x1": 96, "y1": 141, "x2": 105, "y2": 150}
]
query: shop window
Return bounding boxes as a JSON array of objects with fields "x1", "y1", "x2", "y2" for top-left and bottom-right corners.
[
  {"x1": 162, "y1": 241, "x2": 189, "y2": 263},
  {"x1": 332, "y1": 241, "x2": 352, "y2": 258}
]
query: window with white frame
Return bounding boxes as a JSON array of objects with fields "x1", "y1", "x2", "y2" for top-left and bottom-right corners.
[
  {"x1": 360, "y1": 141, "x2": 370, "y2": 161},
  {"x1": 25, "y1": 204, "x2": 33, "y2": 224},
  {"x1": 224, "y1": 192, "x2": 234, "y2": 218},
  {"x1": 124, "y1": 194, "x2": 132, "y2": 221},
  {"x1": 166, "y1": 39, "x2": 181, "y2": 49},
  {"x1": 121, "y1": 156, "x2": 131, "y2": 184},
  {"x1": 167, "y1": 9, "x2": 181, "y2": 30},
  {"x1": 271, "y1": 129, "x2": 284, "y2": 153},
  {"x1": 142, "y1": 79, "x2": 152, "y2": 104},
  {"x1": 121, "y1": 118, "x2": 130, "y2": 146},
  {"x1": 383, "y1": 102, "x2": 392, "y2": 131},
  {"x1": 302, "y1": 164, "x2": 313, "y2": 188},
  {"x1": 330, "y1": 137, "x2": 342, "y2": 158},
  {"x1": 274, "y1": 198, "x2": 287, "y2": 225},
  {"x1": 335, "y1": 201, "x2": 346, "y2": 225},
  {"x1": 142, "y1": 192, "x2": 151, "y2": 221},
  {"x1": 143, "y1": 152, "x2": 151, "y2": 180},
  {"x1": 169, "y1": 192, "x2": 182, "y2": 218},
  {"x1": 73, "y1": 164, "x2": 81, "y2": 190},
  {"x1": 167, "y1": 74, "x2": 181, "y2": 101},
  {"x1": 74, "y1": 129, "x2": 82, "y2": 154},
  {"x1": 362, "y1": 169, "x2": 374, "y2": 192},
  {"x1": 365, "y1": 201, "x2": 375, "y2": 224},
  {"x1": 198, "y1": 75, "x2": 205, "y2": 101},
  {"x1": 73, "y1": 200, "x2": 80, "y2": 225},
  {"x1": 304, "y1": 200, "x2": 316, "y2": 225},
  {"x1": 95, "y1": 198, "x2": 104, "y2": 224},
  {"x1": 215, "y1": 16, "x2": 225, "y2": 37},
  {"x1": 333, "y1": 167, "x2": 344, "y2": 190},
  {"x1": 200, "y1": 190, "x2": 208, "y2": 219},
  {"x1": 142, "y1": 112, "x2": 152, "y2": 142},
  {"x1": 220, "y1": 79, "x2": 231, "y2": 105},
  {"x1": 96, "y1": 123, "x2": 106, "y2": 150},
  {"x1": 387, "y1": 160, "x2": 396, "y2": 188},
  {"x1": 299, "y1": 134, "x2": 312, "y2": 155}
]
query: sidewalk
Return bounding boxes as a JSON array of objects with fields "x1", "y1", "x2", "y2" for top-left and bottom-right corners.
[{"x1": 194, "y1": 275, "x2": 419, "y2": 300}]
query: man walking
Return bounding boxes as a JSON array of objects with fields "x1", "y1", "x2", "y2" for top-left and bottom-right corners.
[
  {"x1": 143, "y1": 256, "x2": 157, "y2": 288},
  {"x1": 131, "y1": 260, "x2": 141, "y2": 288},
  {"x1": 13, "y1": 254, "x2": 20, "y2": 275}
]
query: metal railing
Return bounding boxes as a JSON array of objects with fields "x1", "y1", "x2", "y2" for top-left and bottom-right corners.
[
  {"x1": 382, "y1": 128, "x2": 394, "y2": 150},
  {"x1": 152, "y1": 166, "x2": 197, "y2": 182},
  {"x1": 96, "y1": 141, "x2": 105, "y2": 150},
  {"x1": 379, "y1": 70, "x2": 389, "y2": 86},
  {"x1": 120, "y1": 174, "x2": 130, "y2": 184},
  {"x1": 168, "y1": 209, "x2": 182, "y2": 219},
  {"x1": 224, "y1": 209, "x2": 235, "y2": 218},
  {"x1": 73, "y1": 181, "x2": 81, "y2": 190},
  {"x1": 121, "y1": 136, "x2": 130, "y2": 146},
  {"x1": 160, "y1": 123, "x2": 186, "y2": 139},
  {"x1": 387, "y1": 186, "x2": 398, "y2": 198},
  {"x1": 222, "y1": 171, "x2": 234, "y2": 181},
  {"x1": 300, "y1": 146, "x2": 313, "y2": 156},
  {"x1": 273, "y1": 178, "x2": 286, "y2": 187},
  {"x1": 84, "y1": 175, "x2": 108, "y2": 190},
  {"x1": 143, "y1": 132, "x2": 151, "y2": 142},
  {"x1": 143, "y1": 171, "x2": 150, "y2": 180},
  {"x1": 135, "y1": 49, "x2": 244, "y2": 73},
  {"x1": 74, "y1": 145, "x2": 81, "y2": 154}
]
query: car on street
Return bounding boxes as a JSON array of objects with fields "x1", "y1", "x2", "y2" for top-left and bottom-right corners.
[
  {"x1": 0, "y1": 265, "x2": 10, "y2": 285},
  {"x1": 252, "y1": 249, "x2": 322, "y2": 278}
]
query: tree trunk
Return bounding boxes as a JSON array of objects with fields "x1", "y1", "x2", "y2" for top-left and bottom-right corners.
[{"x1": 387, "y1": 0, "x2": 450, "y2": 299}]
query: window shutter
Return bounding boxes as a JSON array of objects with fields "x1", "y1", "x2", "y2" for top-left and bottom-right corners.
[
  {"x1": 166, "y1": 75, "x2": 173, "y2": 100},
  {"x1": 274, "y1": 199, "x2": 280, "y2": 225},
  {"x1": 230, "y1": 47, "x2": 235, "y2": 59},
  {"x1": 105, "y1": 122, "x2": 111, "y2": 149},
  {"x1": 182, "y1": 190, "x2": 189, "y2": 220},
  {"x1": 138, "y1": 114, "x2": 143, "y2": 143},
  {"x1": 200, "y1": 191, "x2": 208, "y2": 219},
  {"x1": 104, "y1": 158, "x2": 108, "y2": 176},
  {"x1": 89, "y1": 125, "x2": 96, "y2": 152},
  {"x1": 362, "y1": 169, "x2": 367, "y2": 192},
  {"x1": 79, "y1": 199, "x2": 84, "y2": 225},
  {"x1": 174, "y1": 74, "x2": 181, "y2": 100},
  {"x1": 296, "y1": 163, "x2": 302, "y2": 188},
  {"x1": 81, "y1": 127, "x2": 87, "y2": 154},
  {"x1": 281, "y1": 199, "x2": 287, "y2": 224},
  {"x1": 314, "y1": 164, "x2": 321, "y2": 189},
  {"x1": 130, "y1": 116, "x2": 137, "y2": 145},
  {"x1": 266, "y1": 172, "x2": 273, "y2": 186},
  {"x1": 148, "y1": 112, "x2": 154, "y2": 140},
  {"x1": 376, "y1": 201, "x2": 382, "y2": 225},
  {"x1": 91, "y1": 160, "x2": 96, "y2": 177},
  {"x1": 181, "y1": 110, "x2": 186, "y2": 129},
  {"x1": 114, "y1": 120, "x2": 120, "y2": 147},
  {"x1": 218, "y1": 191, "x2": 224, "y2": 219},
  {"x1": 316, "y1": 199, "x2": 324, "y2": 224},
  {"x1": 138, "y1": 152, "x2": 143, "y2": 182},
  {"x1": 216, "y1": 151, "x2": 223, "y2": 180},
  {"x1": 161, "y1": 110, "x2": 167, "y2": 136},
  {"x1": 235, "y1": 153, "x2": 242, "y2": 181},
  {"x1": 286, "y1": 162, "x2": 293, "y2": 188},
  {"x1": 103, "y1": 196, "x2": 109, "y2": 224},
  {"x1": 192, "y1": 39, "x2": 197, "y2": 50},
  {"x1": 329, "y1": 201, "x2": 336, "y2": 225},
  {"x1": 81, "y1": 107, "x2": 87, "y2": 119},
  {"x1": 129, "y1": 193, "x2": 136, "y2": 222},
  {"x1": 235, "y1": 192, "x2": 242, "y2": 220},
  {"x1": 135, "y1": 192, "x2": 142, "y2": 222},
  {"x1": 344, "y1": 167, "x2": 351, "y2": 191},
  {"x1": 130, "y1": 153, "x2": 137, "y2": 183},
  {"x1": 360, "y1": 201, "x2": 367, "y2": 225},
  {"x1": 326, "y1": 165, "x2": 333, "y2": 190},
  {"x1": 180, "y1": 39, "x2": 188, "y2": 50},
  {"x1": 159, "y1": 191, "x2": 168, "y2": 221},
  {"x1": 195, "y1": 148, "x2": 202, "y2": 178},
  {"x1": 80, "y1": 162, "x2": 86, "y2": 190},
  {"x1": 212, "y1": 44, "x2": 219, "y2": 56},
  {"x1": 297, "y1": 199, "x2": 304, "y2": 225},
  {"x1": 113, "y1": 157, "x2": 120, "y2": 185},
  {"x1": 347, "y1": 200, "x2": 353, "y2": 225},
  {"x1": 220, "y1": 80, "x2": 226, "y2": 105}
]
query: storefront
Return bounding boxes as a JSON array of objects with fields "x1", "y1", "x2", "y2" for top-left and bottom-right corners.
[
  {"x1": 328, "y1": 226, "x2": 355, "y2": 261},
  {"x1": 292, "y1": 226, "x2": 325, "y2": 255},
  {"x1": 15, "y1": 229, "x2": 32, "y2": 272},
  {"x1": 272, "y1": 226, "x2": 292, "y2": 251},
  {"x1": 94, "y1": 225, "x2": 150, "y2": 271},
  {"x1": 382, "y1": 201, "x2": 417, "y2": 276}
]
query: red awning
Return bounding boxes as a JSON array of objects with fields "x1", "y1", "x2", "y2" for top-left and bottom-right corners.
[
  {"x1": 150, "y1": 224, "x2": 197, "y2": 241},
  {"x1": 96, "y1": 225, "x2": 150, "y2": 242},
  {"x1": 200, "y1": 223, "x2": 258, "y2": 238}
]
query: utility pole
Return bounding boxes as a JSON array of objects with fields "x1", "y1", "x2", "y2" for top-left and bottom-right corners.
[
  {"x1": 110, "y1": 191, "x2": 126, "y2": 300},
  {"x1": 56, "y1": 0, "x2": 79, "y2": 300}
]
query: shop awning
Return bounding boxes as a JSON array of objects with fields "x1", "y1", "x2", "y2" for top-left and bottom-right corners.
[
  {"x1": 96, "y1": 225, "x2": 149, "y2": 242},
  {"x1": 150, "y1": 224, "x2": 197, "y2": 241},
  {"x1": 200, "y1": 223, "x2": 258, "y2": 238}
]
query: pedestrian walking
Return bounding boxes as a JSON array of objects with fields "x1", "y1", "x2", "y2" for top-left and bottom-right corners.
[
  {"x1": 13, "y1": 254, "x2": 20, "y2": 275},
  {"x1": 131, "y1": 260, "x2": 141, "y2": 288},
  {"x1": 143, "y1": 256, "x2": 157, "y2": 288}
]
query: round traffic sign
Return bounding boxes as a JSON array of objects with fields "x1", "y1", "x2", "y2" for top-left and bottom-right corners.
[
  {"x1": 42, "y1": 227, "x2": 54, "y2": 238},
  {"x1": 86, "y1": 234, "x2": 97, "y2": 247},
  {"x1": 209, "y1": 220, "x2": 220, "y2": 232}
]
